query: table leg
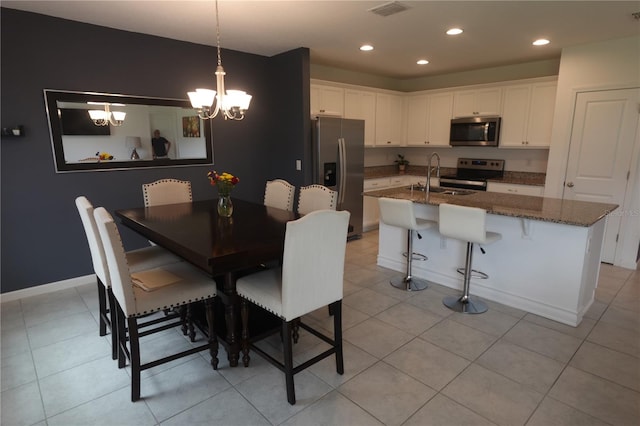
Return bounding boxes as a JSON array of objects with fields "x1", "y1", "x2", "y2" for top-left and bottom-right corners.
[{"x1": 224, "y1": 272, "x2": 239, "y2": 367}]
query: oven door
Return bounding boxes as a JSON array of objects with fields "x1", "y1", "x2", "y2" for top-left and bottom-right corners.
[{"x1": 439, "y1": 177, "x2": 487, "y2": 191}]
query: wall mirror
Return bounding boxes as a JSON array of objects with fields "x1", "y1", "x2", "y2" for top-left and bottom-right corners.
[{"x1": 44, "y1": 89, "x2": 213, "y2": 172}]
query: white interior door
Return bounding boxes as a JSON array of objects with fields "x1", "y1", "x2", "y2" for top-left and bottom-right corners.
[{"x1": 563, "y1": 88, "x2": 639, "y2": 263}]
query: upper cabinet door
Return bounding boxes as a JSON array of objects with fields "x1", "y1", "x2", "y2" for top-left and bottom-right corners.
[
  {"x1": 375, "y1": 93, "x2": 403, "y2": 146},
  {"x1": 406, "y1": 92, "x2": 453, "y2": 146},
  {"x1": 453, "y1": 87, "x2": 502, "y2": 117},
  {"x1": 345, "y1": 89, "x2": 377, "y2": 146},
  {"x1": 310, "y1": 85, "x2": 344, "y2": 116},
  {"x1": 406, "y1": 95, "x2": 429, "y2": 145}
]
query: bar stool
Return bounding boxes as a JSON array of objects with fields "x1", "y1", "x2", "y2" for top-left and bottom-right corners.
[
  {"x1": 378, "y1": 198, "x2": 437, "y2": 291},
  {"x1": 438, "y1": 203, "x2": 501, "y2": 314}
]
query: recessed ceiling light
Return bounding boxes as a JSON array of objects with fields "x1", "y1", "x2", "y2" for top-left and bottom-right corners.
[
  {"x1": 446, "y1": 28, "x2": 463, "y2": 35},
  {"x1": 417, "y1": 59, "x2": 429, "y2": 65},
  {"x1": 360, "y1": 44, "x2": 374, "y2": 51},
  {"x1": 533, "y1": 39, "x2": 550, "y2": 46}
]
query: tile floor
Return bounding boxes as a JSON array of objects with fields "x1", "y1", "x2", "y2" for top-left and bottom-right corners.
[{"x1": 2, "y1": 230, "x2": 639, "y2": 426}]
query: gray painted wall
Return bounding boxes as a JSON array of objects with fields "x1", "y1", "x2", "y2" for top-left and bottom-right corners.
[{"x1": 1, "y1": 8, "x2": 310, "y2": 293}]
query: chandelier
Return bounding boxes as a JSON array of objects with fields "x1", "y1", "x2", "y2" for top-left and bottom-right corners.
[
  {"x1": 188, "y1": 0, "x2": 252, "y2": 121},
  {"x1": 88, "y1": 102, "x2": 126, "y2": 127}
]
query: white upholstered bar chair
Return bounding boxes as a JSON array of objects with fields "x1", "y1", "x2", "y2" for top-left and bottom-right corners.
[
  {"x1": 142, "y1": 178, "x2": 192, "y2": 207},
  {"x1": 439, "y1": 203, "x2": 502, "y2": 314},
  {"x1": 264, "y1": 179, "x2": 295, "y2": 211},
  {"x1": 378, "y1": 197, "x2": 437, "y2": 291},
  {"x1": 75, "y1": 196, "x2": 182, "y2": 360},
  {"x1": 236, "y1": 210, "x2": 350, "y2": 405},
  {"x1": 94, "y1": 207, "x2": 218, "y2": 402},
  {"x1": 297, "y1": 184, "x2": 337, "y2": 215}
]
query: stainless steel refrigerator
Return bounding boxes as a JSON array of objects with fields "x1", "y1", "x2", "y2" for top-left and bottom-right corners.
[{"x1": 311, "y1": 117, "x2": 364, "y2": 239}]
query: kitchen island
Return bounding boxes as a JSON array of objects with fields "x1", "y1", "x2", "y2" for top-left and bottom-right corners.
[{"x1": 364, "y1": 187, "x2": 617, "y2": 326}]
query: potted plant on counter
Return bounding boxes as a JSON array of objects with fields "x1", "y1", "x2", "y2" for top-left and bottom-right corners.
[{"x1": 395, "y1": 154, "x2": 409, "y2": 174}]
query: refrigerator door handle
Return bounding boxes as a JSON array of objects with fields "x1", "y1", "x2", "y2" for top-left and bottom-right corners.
[{"x1": 338, "y1": 137, "x2": 347, "y2": 206}]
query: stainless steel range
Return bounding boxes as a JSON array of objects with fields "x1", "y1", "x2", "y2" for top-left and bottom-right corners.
[{"x1": 439, "y1": 158, "x2": 504, "y2": 191}]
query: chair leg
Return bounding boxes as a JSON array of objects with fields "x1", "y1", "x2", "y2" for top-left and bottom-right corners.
[
  {"x1": 107, "y1": 288, "x2": 118, "y2": 360},
  {"x1": 117, "y1": 304, "x2": 127, "y2": 369},
  {"x1": 128, "y1": 317, "x2": 141, "y2": 402},
  {"x1": 187, "y1": 304, "x2": 196, "y2": 342},
  {"x1": 180, "y1": 306, "x2": 188, "y2": 336},
  {"x1": 292, "y1": 319, "x2": 300, "y2": 344},
  {"x1": 282, "y1": 320, "x2": 296, "y2": 405},
  {"x1": 443, "y1": 242, "x2": 488, "y2": 314},
  {"x1": 205, "y1": 299, "x2": 219, "y2": 370},
  {"x1": 97, "y1": 278, "x2": 108, "y2": 337},
  {"x1": 240, "y1": 299, "x2": 250, "y2": 367},
  {"x1": 331, "y1": 301, "x2": 344, "y2": 375}
]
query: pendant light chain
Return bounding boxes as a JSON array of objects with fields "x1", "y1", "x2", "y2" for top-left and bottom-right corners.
[{"x1": 216, "y1": 0, "x2": 222, "y2": 67}]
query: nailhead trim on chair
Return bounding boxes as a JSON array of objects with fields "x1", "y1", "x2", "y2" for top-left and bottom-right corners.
[
  {"x1": 236, "y1": 294, "x2": 286, "y2": 320},
  {"x1": 130, "y1": 294, "x2": 216, "y2": 318}
]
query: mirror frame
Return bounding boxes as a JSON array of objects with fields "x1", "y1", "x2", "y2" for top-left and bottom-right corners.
[{"x1": 44, "y1": 89, "x2": 213, "y2": 172}]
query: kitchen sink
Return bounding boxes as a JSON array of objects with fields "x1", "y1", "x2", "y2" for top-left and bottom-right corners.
[{"x1": 405, "y1": 186, "x2": 475, "y2": 196}]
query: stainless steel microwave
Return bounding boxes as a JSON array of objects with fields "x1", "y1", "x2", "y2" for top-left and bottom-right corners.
[{"x1": 450, "y1": 116, "x2": 501, "y2": 147}]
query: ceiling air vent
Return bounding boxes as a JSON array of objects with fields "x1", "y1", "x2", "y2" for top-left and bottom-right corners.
[{"x1": 368, "y1": 1, "x2": 409, "y2": 17}]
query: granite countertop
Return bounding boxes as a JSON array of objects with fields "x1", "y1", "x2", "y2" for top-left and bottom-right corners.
[
  {"x1": 365, "y1": 165, "x2": 546, "y2": 186},
  {"x1": 364, "y1": 186, "x2": 618, "y2": 227}
]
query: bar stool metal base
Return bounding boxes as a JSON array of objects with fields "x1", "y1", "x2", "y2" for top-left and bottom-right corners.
[
  {"x1": 390, "y1": 276, "x2": 429, "y2": 291},
  {"x1": 443, "y1": 295, "x2": 488, "y2": 314}
]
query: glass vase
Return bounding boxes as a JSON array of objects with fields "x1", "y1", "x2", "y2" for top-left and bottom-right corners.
[{"x1": 217, "y1": 195, "x2": 233, "y2": 217}]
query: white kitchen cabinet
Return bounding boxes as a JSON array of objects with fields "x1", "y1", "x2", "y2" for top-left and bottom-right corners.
[
  {"x1": 487, "y1": 182, "x2": 544, "y2": 196},
  {"x1": 310, "y1": 84, "x2": 344, "y2": 116},
  {"x1": 344, "y1": 89, "x2": 377, "y2": 147},
  {"x1": 375, "y1": 93, "x2": 404, "y2": 146},
  {"x1": 363, "y1": 178, "x2": 389, "y2": 230},
  {"x1": 405, "y1": 92, "x2": 453, "y2": 146},
  {"x1": 453, "y1": 87, "x2": 502, "y2": 117},
  {"x1": 500, "y1": 81, "x2": 557, "y2": 148}
]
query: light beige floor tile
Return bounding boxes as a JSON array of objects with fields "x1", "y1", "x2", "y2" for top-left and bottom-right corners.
[
  {"x1": 407, "y1": 291, "x2": 457, "y2": 318},
  {"x1": 343, "y1": 317, "x2": 414, "y2": 359},
  {"x1": 20, "y1": 288, "x2": 89, "y2": 327},
  {"x1": 476, "y1": 340, "x2": 564, "y2": 393},
  {"x1": 404, "y1": 394, "x2": 497, "y2": 426},
  {"x1": 1, "y1": 323, "x2": 31, "y2": 358},
  {"x1": 503, "y1": 321, "x2": 582, "y2": 363},
  {"x1": 344, "y1": 266, "x2": 386, "y2": 287},
  {"x1": 583, "y1": 300, "x2": 608, "y2": 320},
  {"x1": 587, "y1": 319, "x2": 640, "y2": 358},
  {"x1": 282, "y1": 390, "x2": 384, "y2": 426},
  {"x1": 32, "y1": 332, "x2": 111, "y2": 379},
  {"x1": 369, "y1": 280, "x2": 418, "y2": 301},
  {"x1": 420, "y1": 318, "x2": 497, "y2": 361},
  {"x1": 449, "y1": 308, "x2": 520, "y2": 337},
  {"x1": 338, "y1": 361, "x2": 436, "y2": 426},
  {"x1": 594, "y1": 286, "x2": 617, "y2": 304},
  {"x1": 598, "y1": 305, "x2": 640, "y2": 332},
  {"x1": 570, "y1": 341, "x2": 640, "y2": 392},
  {"x1": 236, "y1": 368, "x2": 332, "y2": 424},
  {"x1": 384, "y1": 338, "x2": 470, "y2": 390},
  {"x1": 47, "y1": 386, "x2": 157, "y2": 426},
  {"x1": 308, "y1": 341, "x2": 378, "y2": 388},
  {"x1": 1, "y1": 350, "x2": 37, "y2": 392},
  {"x1": 523, "y1": 313, "x2": 596, "y2": 339},
  {"x1": 442, "y1": 364, "x2": 543, "y2": 426},
  {"x1": 526, "y1": 396, "x2": 609, "y2": 426},
  {"x1": 375, "y1": 302, "x2": 442, "y2": 336},
  {"x1": 0, "y1": 381, "x2": 46, "y2": 426},
  {"x1": 343, "y1": 288, "x2": 401, "y2": 316},
  {"x1": 549, "y1": 366, "x2": 640, "y2": 426},
  {"x1": 27, "y1": 311, "x2": 98, "y2": 350},
  {"x1": 597, "y1": 272, "x2": 627, "y2": 293},
  {"x1": 599, "y1": 263, "x2": 634, "y2": 281},
  {"x1": 610, "y1": 295, "x2": 640, "y2": 313},
  {"x1": 483, "y1": 299, "x2": 528, "y2": 319},
  {"x1": 162, "y1": 387, "x2": 271, "y2": 426}
]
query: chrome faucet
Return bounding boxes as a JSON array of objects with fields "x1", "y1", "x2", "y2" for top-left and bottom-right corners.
[{"x1": 426, "y1": 152, "x2": 441, "y2": 198}]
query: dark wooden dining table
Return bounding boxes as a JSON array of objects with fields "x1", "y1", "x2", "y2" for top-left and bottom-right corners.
[{"x1": 115, "y1": 198, "x2": 298, "y2": 367}]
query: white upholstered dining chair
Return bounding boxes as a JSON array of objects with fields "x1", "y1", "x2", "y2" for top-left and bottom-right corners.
[
  {"x1": 75, "y1": 196, "x2": 182, "y2": 360},
  {"x1": 264, "y1": 179, "x2": 295, "y2": 211},
  {"x1": 142, "y1": 178, "x2": 192, "y2": 207},
  {"x1": 297, "y1": 184, "x2": 337, "y2": 215},
  {"x1": 94, "y1": 206, "x2": 219, "y2": 402},
  {"x1": 235, "y1": 209, "x2": 350, "y2": 405}
]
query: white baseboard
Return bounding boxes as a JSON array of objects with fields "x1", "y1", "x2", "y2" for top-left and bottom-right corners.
[{"x1": 0, "y1": 275, "x2": 95, "y2": 303}]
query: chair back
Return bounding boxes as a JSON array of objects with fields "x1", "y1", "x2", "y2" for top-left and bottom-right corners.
[
  {"x1": 143, "y1": 179, "x2": 192, "y2": 207},
  {"x1": 297, "y1": 184, "x2": 337, "y2": 215},
  {"x1": 93, "y1": 207, "x2": 137, "y2": 316},
  {"x1": 75, "y1": 196, "x2": 109, "y2": 286},
  {"x1": 281, "y1": 209, "x2": 350, "y2": 320},
  {"x1": 378, "y1": 197, "x2": 422, "y2": 230},
  {"x1": 439, "y1": 203, "x2": 488, "y2": 244},
  {"x1": 264, "y1": 179, "x2": 295, "y2": 211}
]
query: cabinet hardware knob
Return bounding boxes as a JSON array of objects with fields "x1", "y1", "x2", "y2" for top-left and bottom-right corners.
[{"x1": 566, "y1": 182, "x2": 574, "y2": 188}]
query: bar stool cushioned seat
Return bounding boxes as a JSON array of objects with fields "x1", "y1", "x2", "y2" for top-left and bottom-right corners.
[
  {"x1": 439, "y1": 203, "x2": 501, "y2": 314},
  {"x1": 378, "y1": 197, "x2": 437, "y2": 291}
]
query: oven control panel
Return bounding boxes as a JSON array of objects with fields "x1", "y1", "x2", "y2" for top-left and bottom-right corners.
[{"x1": 457, "y1": 158, "x2": 504, "y2": 171}]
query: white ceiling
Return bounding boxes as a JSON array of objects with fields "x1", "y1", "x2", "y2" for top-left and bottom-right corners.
[{"x1": 3, "y1": 1, "x2": 639, "y2": 79}]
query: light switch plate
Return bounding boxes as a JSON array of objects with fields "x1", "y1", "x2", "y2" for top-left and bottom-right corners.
[{"x1": 296, "y1": 159, "x2": 301, "y2": 170}]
